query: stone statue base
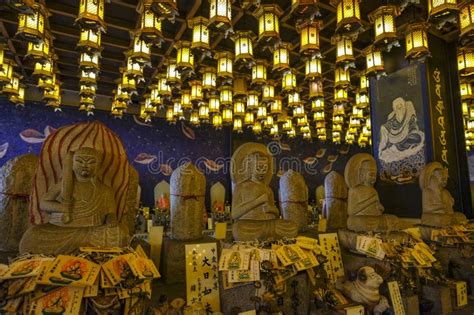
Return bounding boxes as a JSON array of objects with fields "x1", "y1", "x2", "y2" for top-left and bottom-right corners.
[
  {"x1": 347, "y1": 214, "x2": 412, "y2": 233},
  {"x1": 338, "y1": 229, "x2": 410, "y2": 252},
  {"x1": 420, "y1": 212, "x2": 467, "y2": 228},
  {"x1": 232, "y1": 219, "x2": 298, "y2": 242},
  {"x1": 19, "y1": 223, "x2": 129, "y2": 255}
]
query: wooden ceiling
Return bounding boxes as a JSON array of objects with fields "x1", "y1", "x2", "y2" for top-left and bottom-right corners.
[{"x1": 0, "y1": 0, "x2": 458, "y2": 112}]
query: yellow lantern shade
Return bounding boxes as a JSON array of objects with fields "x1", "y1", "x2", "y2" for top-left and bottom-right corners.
[
  {"x1": 311, "y1": 99, "x2": 324, "y2": 112},
  {"x1": 233, "y1": 117, "x2": 243, "y2": 132},
  {"x1": 215, "y1": 51, "x2": 233, "y2": 79},
  {"x1": 297, "y1": 116, "x2": 308, "y2": 127},
  {"x1": 297, "y1": 20, "x2": 322, "y2": 55},
  {"x1": 253, "y1": 121, "x2": 262, "y2": 134},
  {"x1": 232, "y1": 31, "x2": 256, "y2": 62},
  {"x1": 140, "y1": 8, "x2": 163, "y2": 44},
  {"x1": 9, "y1": 85, "x2": 25, "y2": 106},
  {"x1": 201, "y1": 67, "x2": 217, "y2": 90},
  {"x1": 349, "y1": 116, "x2": 361, "y2": 128},
  {"x1": 332, "y1": 121, "x2": 343, "y2": 131},
  {"x1": 305, "y1": 58, "x2": 322, "y2": 80},
  {"x1": 144, "y1": 98, "x2": 157, "y2": 114},
  {"x1": 125, "y1": 55, "x2": 144, "y2": 80},
  {"x1": 332, "y1": 0, "x2": 361, "y2": 35},
  {"x1": 120, "y1": 72, "x2": 136, "y2": 93},
  {"x1": 208, "y1": 0, "x2": 232, "y2": 30},
  {"x1": 173, "y1": 101, "x2": 183, "y2": 118},
  {"x1": 282, "y1": 118, "x2": 293, "y2": 131},
  {"x1": 269, "y1": 124, "x2": 279, "y2": 136},
  {"x1": 131, "y1": 35, "x2": 151, "y2": 64},
  {"x1": 78, "y1": 29, "x2": 101, "y2": 52},
  {"x1": 428, "y1": 0, "x2": 458, "y2": 20},
  {"x1": 356, "y1": 92, "x2": 369, "y2": 108},
  {"x1": 287, "y1": 127, "x2": 296, "y2": 138},
  {"x1": 38, "y1": 73, "x2": 56, "y2": 91},
  {"x1": 212, "y1": 113, "x2": 223, "y2": 129},
  {"x1": 254, "y1": 4, "x2": 283, "y2": 43},
  {"x1": 251, "y1": 59, "x2": 267, "y2": 85},
  {"x1": 80, "y1": 70, "x2": 97, "y2": 86},
  {"x1": 463, "y1": 102, "x2": 469, "y2": 117},
  {"x1": 334, "y1": 36, "x2": 354, "y2": 64},
  {"x1": 352, "y1": 106, "x2": 364, "y2": 119},
  {"x1": 80, "y1": 84, "x2": 96, "y2": 96},
  {"x1": 363, "y1": 45, "x2": 384, "y2": 75},
  {"x1": 270, "y1": 96, "x2": 283, "y2": 115},
  {"x1": 188, "y1": 17, "x2": 210, "y2": 51},
  {"x1": 257, "y1": 105, "x2": 267, "y2": 120},
  {"x1": 190, "y1": 80, "x2": 203, "y2": 102},
  {"x1": 368, "y1": 5, "x2": 399, "y2": 44},
  {"x1": 166, "y1": 107, "x2": 176, "y2": 123},
  {"x1": 149, "y1": 87, "x2": 161, "y2": 106},
  {"x1": 313, "y1": 111, "x2": 325, "y2": 121},
  {"x1": 112, "y1": 98, "x2": 128, "y2": 111},
  {"x1": 244, "y1": 111, "x2": 255, "y2": 126},
  {"x1": 234, "y1": 100, "x2": 246, "y2": 116},
  {"x1": 282, "y1": 69, "x2": 297, "y2": 92},
  {"x1": 263, "y1": 115, "x2": 274, "y2": 129},
  {"x1": 156, "y1": 74, "x2": 171, "y2": 96},
  {"x1": 175, "y1": 41, "x2": 194, "y2": 71},
  {"x1": 165, "y1": 59, "x2": 181, "y2": 86},
  {"x1": 273, "y1": 42, "x2": 290, "y2": 71},
  {"x1": 180, "y1": 90, "x2": 192, "y2": 109},
  {"x1": 333, "y1": 104, "x2": 345, "y2": 117},
  {"x1": 2, "y1": 72, "x2": 21, "y2": 95},
  {"x1": 247, "y1": 91, "x2": 259, "y2": 111},
  {"x1": 460, "y1": 81, "x2": 473, "y2": 101},
  {"x1": 334, "y1": 88, "x2": 349, "y2": 103},
  {"x1": 148, "y1": 0, "x2": 178, "y2": 19},
  {"x1": 334, "y1": 67, "x2": 350, "y2": 87},
  {"x1": 262, "y1": 81, "x2": 275, "y2": 102},
  {"x1": 459, "y1": 2, "x2": 474, "y2": 38},
  {"x1": 32, "y1": 59, "x2": 53, "y2": 79},
  {"x1": 405, "y1": 23, "x2": 429, "y2": 60},
  {"x1": 76, "y1": 0, "x2": 105, "y2": 30},
  {"x1": 116, "y1": 84, "x2": 131, "y2": 102},
  {"x1": 222, "y1": 108, "x2": 233, "y2": 124},
  {"x1": 80, "y1": 52, "x2": 100, "y2": 73},
  {"x1": 288, "y1": 91, "x2": 301, "y2": 107},
  {"x1": 26, "y1": 33, "x2": 50, "y2": 62},
  {"x1": 309, "y1": 80, "x2": 324, "y2": 99},
  {"x1": 294, "y1": 105, "x2": 305, "y2": 118},
  {"x1": 219, "y1": 86, "x2": 233, "y2": 106},
  {"x1": 360, "y1": 74, "x2": 369, "y2": 94},
  {"x1": 16, "y1": 3, "x2": 47, "y2": 43},
  {"x1": 43, "y1": 83, "x2": 61, "y2": 101},
  {"x1": 190, "y1": 110, "x2": 200, "y2": 125},
  {"x1": 457, "y1": 47, "x2": 474, "y2": 77},
  {"x1": 209, "y1": 95, "x2": 220, "y2": 113}
]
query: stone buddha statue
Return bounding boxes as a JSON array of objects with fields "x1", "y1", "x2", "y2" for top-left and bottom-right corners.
[
  {"x1": 20, "y1": 147, "x2": 128, "y2": 254},
  {"x1": 231, "y1": 143, "x2": 298, "y2": 241},
  {"x1": 279, "y1": 169, "x2": 309, "y2": 232},
  {"x1": 420, "y1": 162, "x2": 467, "y2": 227},
  {"x1": 345, "y1": 153, "x2": 409, "y2": 232}
]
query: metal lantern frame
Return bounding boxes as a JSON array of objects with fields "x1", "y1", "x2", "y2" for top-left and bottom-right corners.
[
  {"x1": 139, "y1": 7, "x2": 163, "y2": 45},
  {"x1": 251, "y1": 59, "x2": 267, "y2": 85},
  {"x1": 208, "y1": 0, "x2": 232, "y2": 31},
  {"x1": 131, "y1": 34, "x2": 151, "y2": 65},
  {"x1": 16, "y1": 2, "x2": 48, "y2": 43},
  {"x1": 26, "y1": 32, "x2": 51, "y2": 63},
  {"x1": 367, "y1": 5, "x2": 400, "y2": 44},
  {"x1": 458, "y1": 47, "x2": 474, "y2": 77},
  {"x1": 232, "y1": 31, "x2": 256, "y2": 63},
  {"x1": 305, "y1": 57, "x2": 322, "y2": 80},
  {"x1": 76, "y1": 0, "x2": 106, "y2": 30},
  {"x1": 254, "y1": 4, "x2": 283, "y2": 44},
  {"x1": 405, "y1": 22, "x2": 430, "y2": 60},
  {"x1": 333, "y1": 36, "x2": 354, "y2": 65},
  {"x1": 309, "y1": 80, "x2": 324, "y2": 99},
  {"x1": 459, "y1": 2, "x2": 474, "y2": 39},
  {"x1": 331, "y1": 0, "x2": 362, "y2": 36},
  {"x1": 334, "y1": 67, "x2": 351, "y2": 87},
  {"x1": 363, "y1": 45, "x2": 384, "y2": 75},
  {"x1": 273, "y1": 42, "x2": 291, "y2": 71},
  {"x1": 77, "y1": 29, "x2": 102, "y2": 52},
  {"x1": 297, "y1": 19, "x2": 323, "y2": 55},
  {"x1": 188, "y1": 16, "x2": 210, "y2": 51},
  {"x1": 215, "y1": 51, "x2": 234, "y2": 79},
  {"x1": 80, "y1": 51, "x2": 100, "y2": 73}
]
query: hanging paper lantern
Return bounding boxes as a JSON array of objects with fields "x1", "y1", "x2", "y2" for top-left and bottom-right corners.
[
  {"x1": 181, "y1": 90, "x2": 192, "y2": 109},
  {"x1": 460, "y1": 81, "x2": 473, "y2": 101},
  {"x1": 256, "y1": 105, "x2": 267, "y2": 120},
  {"x1": 368, "y1": 5, "x2": 399, "y2": 44},
  {"x1": 208, "y1": 0, "x2": 232, "y2": 31},
  {"x1": 166, "y1": 107, "x2": 176, "y2": 123},
  {"x1": 334, "y1": 88, "x2": 349, "y2": 103},
  {"x1": 80, "y1": 84, "x2": 96, "y2": 97},
  {"x1": 2, "y1": 72, "x2": 21, "y2": 95},
  {"x1": 233, "y1": 76, "x2": 248, "y2": 97},
  {"x1": 270, "y1": 96, "x2": 283, "y2": 115},
  {"x1": 332, "y1": 0, "x2": 362, "y2": 36},
  {"x1": 457, "y1": 47, "x2": 474, "y2": 77},
  {"x1": 156, "y1": 74, "x2": 171, "y2": 97},
  {"x1": 148, "y1": 0, "x2": 178, "y2": 20},
  {"x1": 244, "y1": 111, "x2": 255, "y2": 126},
  {"x1": 26, "y1": 32, "x2": 50, "y2": 63},
  {"x1": 273, "y1": 42, "x2": 290, "y2": 71},
  {"x1": 212, "y1": 113, "x2": 223, "y2": 129},
  {"x1": 459, "y1": 2, "x2": 474, "y2": 39},
  {"x1": 76, "y1": 0, "x2": 105, "y2": 30},
  {"x1": 120, "y1": 72, "x2": 136, "y2": 93},
  {"x1": 131, "y1": 34, "x2": 151, "y2": 65},
  {"x1": 293, "y1": 105, "x2": 305, "y2": 118},
  {"x1": 288, "y1": 91, "x2": 301, "y2": 107},
  {"x1": 282, "y1": 118, "x2": 293, "y2": 131},
  {"x1": 233, "y1": 117, "x2": 243, "y2": 132},
  {"x1": 305, "y1": 58, "x2": 322, "y2": 80},
  {"x1": 190, "y1": 80, "x2": 203, "y2": 102},
  {"x1": 43, "y1": 83, "x2": 61, "y2": 102},
  {"x1": 16, "y1": 2, "x2": 47, "y2": 43},
  {"x1": 309, "y1": 80, "x2": 324, "y2": 99},
  {"x1": 359, "y1": 75, "x2": 369, "y2": 94},
  {"x1": 297, "y1": 20, "x2": 322, "y2": 56},
  {"x1": 247, "y1": 91, "x2": 259, "y2": 111},
  {"x1": 405, "y1": 23, "x2": 430, "y2": 60},
  {"x1": 116, "y1": 84, "x2": 131, "y2": 102},
  {"x1": 112, "y1": 98, "x2": 128, "y2": 110},
  {"x1": 222, "y1": 108, "x2": 233, "y2": 124},
  {"x1": 9, "y1": 85, "x2": 25, "y2": 106},
  {"x1": 334, "y1": 67, "x2": 350, "y2": 87},
  {"x1": 201, "y1": 67, "x2": 217, "y2": 90},
  {"x1": 38, "y1": 73, "x2": 56, "y2": 91},
  {"x1": 188, "y1": 16, "x2": 210, "y2": 51},
  {"x1": 311, "y1": 99, "x2": 324, "y2": 112},
  {"x1": 262, "y1": 81, "x2": 275, "y2": 102},
  {"x1": 190, "y1": 110, "x2": 200, "y2": 125},
  {"x1": 165, "y1": 59, "x2": 181, "y2": 87},
  {"x1": 144, "y1": 98, "x2": 157, "y2": 114},
  {"x1": 209, "y1": 95, "x2": 220, "y2": 113},
  {"x1": 173, "y1": 101, "x2": 183, "y2": 118},
  {"x1": 77, "y1": 29, "x2": 101, "y2": 52},
  {"x1": 313, "y1": 111, "x2": 325, "y2": 122},
  {"x1": 254, "y1": 4, "x2": 283, "y2": 44},
  {"x1": 219, "y1": 86, "x2": 233, "y2": 106},
  {"x1": 139, "y1": 8, "x2": 163, "y2": 45},
  {"x1": 233, "y1": 100, "x2": 246, "y2": 117},
  {"x1": 32, "y1": 59, "x2": 53, "y2": 79},
  {"x1": 251, "y1": 59, "x2": 267, "y2": 85},
  {"x1": 282, "y1": 69, "x2": 297, "y2": 92},
  {"x1": 80, "y1": 52, "x2": 100, "y2": 73},
  {"x1": 334, "y1": 36, "x2": 354, "y2": 65},
  {"x1": 232, "y1": 31, "x2": 256, "y2": 63},
  {"x1": 124, "y1": 54, "x2": 144, "y2": 81},
  {"x1": 355, "y1": 92, "x2": 369, "y2": 108},
  {"x1": 80, "y1": 70, "x2": 97, "y2": 87},
  {"x1": 269, "y1": 124, "x2": 279, "y2": 136},
  {"x1": 290, "y1": 0, "x2": 319, "y2": 17},
  {"x1": 199, "y1": 104, "x2": 210, "y2": 121},
  {"x1": 263, "y1": 115, "x2": 274, "y2": 129},
  {"x1": 427, "y1": 0, "x2": 458, "y2": 21},
  {"x1": 363, "y1": 45, "x2": 384, "y2": 75},
  {"x1": 253, "y1": 121, "x2": 262, "y2": 134},
  {"x1": 215, "y1": 51, "x2": 233, "y2": 79}
]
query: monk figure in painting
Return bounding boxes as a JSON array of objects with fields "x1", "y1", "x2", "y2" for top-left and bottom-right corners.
[
  {"x1": 420, "y1": 162, "x2": 467, "y2": 227},
  {"x1": 231, "y1": 143, "x2": 298, "y2": 241},
  {"x1": 20, "y1": 147, "x2": 128, "y2": 254},
  {"x1": 345, "y1": 153, "x2": 410, "y2": 232}
]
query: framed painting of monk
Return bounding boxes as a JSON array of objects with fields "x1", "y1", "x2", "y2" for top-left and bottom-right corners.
[{"x1": 372, "y1": 63, "x2": 431, "y2": 185}]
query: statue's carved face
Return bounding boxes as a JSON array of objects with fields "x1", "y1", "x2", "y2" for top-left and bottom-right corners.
[
  {"x1": 360, "y1": 267, "x2": 383, "y2": 290},
  {"x1": 433, "y1": 168, "x2": 448, "y2": 188},
  {"x1": 250, "y1": 153, "x2": 269, "y2": 182},
  {"x1": 73, "y1": 153, "x2": 98, "y2": 180},
  {"x1": 360, "y1": 160, "x2": 377, "y2": 186}
]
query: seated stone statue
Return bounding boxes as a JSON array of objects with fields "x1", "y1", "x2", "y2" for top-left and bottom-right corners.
[
  {"x1": 345, "y1": 153, "x2": 409, "y2": 232},
  {"x1": 279, "y1": 169, "x2": 309, "y2": 232},
  {"x1": 420, "y1": 162, "x2": 467, "y2": 227},
  {"x1": 231, "y1": 143, "x2": 298, "y2": 241},
  {"x1": 20, "y1": 147, "x2": 128, "y2": 254},
  {"x1": 323, "y1": 171, "x2": 348, "y2": 230}
]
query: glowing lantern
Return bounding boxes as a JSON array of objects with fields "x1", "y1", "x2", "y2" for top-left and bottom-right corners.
[
  {"x1": 297, "y1": 20, "x2": 322, "y2": 55},
  {"x1": 190, "y1": 110, "x2": 200, "y2": 125},
  {"x1": 140, "y1": 8, "x2": 163, "y2": 45},
  {"x1": 282, "y1": 118, "x2": 293, "y2": 131},
  {"x1": 305, "y1": 58, "x2": 322, "y2": 80},
  {"x1": 244, "y1": 112, "x2": 255, "y2": 126},
  {"x1": 80, "y1": 84, "x2": 96, "y2": 97},
  {"x1": 270, "y1": 96, "x2": 283, "y2": 115},
  {"x1": 288, "y1": 91, "x2": 301, "y2": 107},
  {"x1": 262, "y1": 81, "x2": 275, "y2": 102},
  {"x1": 233, "y1": 76, "x2": 247, "y2": 96},
  {"x1": 209, "y1": 95, "x2": 220, "y2": 113},
  {"x1": 356, "y1": 92, "x2": 369, "y2": 108},
  {"x1": 213, "y1": 113, "x2": 223, "y2": 129},
  {"x1": 254, "y1": 4, "x2": 283, "y2": 44},
  {"x1": 16, "y1": 3, "x2": 47, "y2": 43},
  {"x1": 294, "y1": 105, "x2": 305, "y2": 118},
  {"x1": 131, "y1": 35, "x2": 151, "y2": 65},
  {"x1": 282, "y1": 70, "x2": 297, "y2": 92},
  {"x1": 219, "y1": 86, "x2": 233, "y2": 106},
  {"x1": 173, "y1": 101, "x2": 183, "y2": 118},
  {"x1": 43, "y1": 83, "x2": 60, "y2": 101},
  {"x1": 405, "y1": 23, "x2": 430, "y2": 60},
  {"x1": 199, "y1": 104, "x2": 209, "y2": 120},
  {"x1": 363, "y1": 45, "x2": 384, "y2": 75},
  {"x1": 287, "y1": 127, "x2": 296, "y2": 138},
  {"x1": 80, "y1": 52, "x2": 100, "y2": 73},
  {"x1": 222, "y1": 108, "x2": 233, "y2": 124},
  {"x1": 120, "y1": 72, "x2": 136, "y2": 93},
  {"x1": 201, "y1": 67, "x2": 217, "y2": 90},
  {"x1": 257, "y1": 106, "x2": 267, "y2": 120},
  {"x1": 253, "y1": 121, "x2": 262, "y2": 134},
  {"x1": 38, "y1": 73, "x2": 56, "y2": 91},
  {"x1": 33, "y1": 59, "x2": 53, "y2": 79},
  {"x1": 352, "y1": 106, "x2": 364, "y2": 119},
  {"x1": 78, "y1": 29, "x2": 101, "y2": 52},
  {"x1": 457, "y1": 47, "x2": 474, "y2": 77},
  {"x1": 188, "y1": 17, "x2": 210, "y2": 51},
  {"x1": 233, "y1": 117, "x2": 243, "y2": 132},
  {"x1": 273, "y1": 42, "x2": 290, "y2": 71},
  {"x1": 144, "y1": 98, "x2": 157, "y2": 114},
  {"x1": 360, "y1": 75, "x2": 369, "y2": 94},
  {"x1": 125, "y1": 55, "x2": 144, "y2": 80},
  {"x1": 215, "y1": 51, "x2": 233, "y2": 78},
  {"x1": 270, "y1": 124, "x2": 279, "y2": 136},
  {"x1": 297, "y1": 115, "x2": 308, "y2": 127},
  {"x1": 333, "y1": 36, "x2": 354, "y2": 65},
  {"x1": 459, "y1": 2, "x2": 474, "y2": 38},
  {"x1": 463, "y1": 102, "x2": 469, "y2": 117},
  {"x1": 428, "y1": 0, "x2": 458, "y2": 21},
  {"x1": 264, "y1": 115, "x2": 274, "y2": 129},
  {"x1": 311, "y1": 99, "x2": 324, "y2": 112},
  {"x1": 460, "y1": 81, "x2": 473, "y2": 101},
  {"x1": 335, "y1": 67, "x2": 350, "y2": 87},
  {"x1": 166, "y1": 107, "x2": 175, "y2": 123},
  {"x1": 180, "y1": 90, "x2": 192, "y2": 109},
  {"x1": 157, "y1": 74, "x2": 171, "y2": 96},
  {"x1": 251, "y1": 60, "x2": 267, "y2": 85},
  {"x1": 2, "y1": 72, "x2": 20, "y2": 95},
  {"x1": 368, "y1": 5, "x2": 399, "y2": 44},
  {"x1": 309, "y1": 80, "x2": 324, "y2": 99},
  {"x1": 208, "y1": 0, "x2": 232, "y2": 31},
  {"x1": 332, "y1": 0, "x2": 362, "y2": 36},
  {"x1": 190, "y1": 80, "x2": 203, "y2": 102},
  {"x1": 112, "y1": 98, "x2": 127, "y2": 110},
  {"x1": 165, "y1": 59, "x2": 181, "y2": 87},
  {"x1": 9, "y1": 85, "x2": 25, "y2": 106},
  {"x1": 148, "y1": 0, "x2": 178, "y2": 20},
  {"x1": 314, "y1": 111, "x2": 325, "y2": 121},
  {"x1": 116, "y1": 84, "x2": 131, "y2": 102},
  {"x1": 26, "y1": 32, "x2": 50, "y2": 63},
  {"x1": 234, "y1": 100, "x2": 245, "y2": 116},
  {"x1": 247, "y1": 91, "x2": 259, "y2": 111},
  {"x1": 232, "y1": 31, "x2": 255, "y2": 63},
  {"x1": 334, "y1": 88, "x2": 349, "y2": 103},
  {"x1": 76, "y1": 0, "x2": 105, "y2": 30},
  {"x1": 80, "y1": 70, "x2": 97, "y2": 86}
]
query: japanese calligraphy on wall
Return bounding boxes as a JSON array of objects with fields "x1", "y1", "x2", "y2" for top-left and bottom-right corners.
[
  {"x1": 430, "y1": 68, "x2": 449, "y2": 166},
  {"x1": 185, "y1": 243, "x2": 220, "y2": 313}
]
